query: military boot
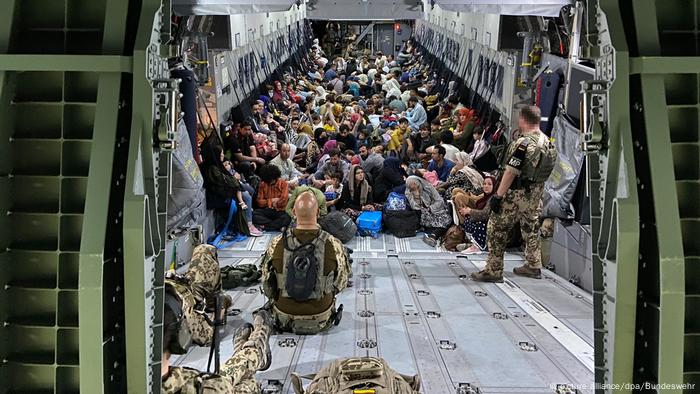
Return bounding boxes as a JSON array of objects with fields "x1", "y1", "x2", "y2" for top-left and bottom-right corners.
[
  {"x1": 252, "y1": 309, "x2": 273, "y2": 371},
  {"x1": 232, "y1": 323, "x2": 253, "y2": 354},
  {"x1": 469, "y1": 269, "x2": 504, "y2": 283},
  {"x1": 513, "y1": 265, "x2": 542, "y2": 279}
]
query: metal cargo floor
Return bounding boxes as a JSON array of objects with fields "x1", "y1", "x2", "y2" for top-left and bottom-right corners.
[{"x1": 173, "y1": 234, "x2": 594, "y2": 394}]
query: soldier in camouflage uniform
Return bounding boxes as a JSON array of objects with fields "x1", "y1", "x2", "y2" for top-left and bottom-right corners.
[
  {"x1": 261, "y1": 191, "x2": 351, "y2": 334},
  {"x1": 161, "y1": 309, "x2": 273, "y2": 393},
  {"x1": 161, "y1": 243, "x2": 273, "y2": 393},
  {"x1": 471, "y1": 106, "x2": 553, "y2": 282},
  {"x1": 164, "y1": 244, "x2": 228, "y2": 346}
]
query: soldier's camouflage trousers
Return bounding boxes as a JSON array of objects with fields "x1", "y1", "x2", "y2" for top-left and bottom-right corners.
[
  {"x1": 273, "y1": 303, "x2": 336, "y2": 335},
  {"x1": 185, "y1": 244, "x2": 223, "y2": 297},
  {"x1": 220, "y1": 312, "x2": 271, "y2": 393},
  {"x1": 166, "y1": 244, "x2": 224, "y2": 346},
  {"x1": 162, "y1": 313, "x2": 271, "y2": 393},
  {"x1": 484, "y1": 184, "x2": 544, "y2": 276}
]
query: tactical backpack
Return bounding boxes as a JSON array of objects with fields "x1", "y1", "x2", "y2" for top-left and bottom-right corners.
[
  {"x1": 220, "y1": 264, "x2": 261, "y2": 289},
  {"x1": 522, "y1": 132, "x2": 558, "y2": 183},
  {"x1": 319, "y1": 211, "x2": 357, "y2": 244},
  {"x1": 281, "y1": 228, "x2": 333, "y2": 301},
  {"x1": 290, "y1": 357, "x2": 421, "y2": 394}
]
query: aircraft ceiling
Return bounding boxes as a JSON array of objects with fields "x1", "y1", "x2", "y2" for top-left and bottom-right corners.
[
  {"x1": 433, "y1": 0, "x2": 573, "y2": 17},
  {"x1": 172, "y1": 0, "x2": 298, "y2": 15},
  {"x1": 172, "y1": 0, "x2": 571, "y2": 18},
  {"x1": 305, "y1": 0, "x2": 423, "y2": 20}
]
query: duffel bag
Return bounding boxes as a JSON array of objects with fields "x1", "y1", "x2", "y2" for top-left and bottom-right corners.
[
  {"x1": 383, "y1": 210, "x2": 420, "y2": 238},
  {"x1": 319, "y1": 211, "x2": 357, "y2": 243}
]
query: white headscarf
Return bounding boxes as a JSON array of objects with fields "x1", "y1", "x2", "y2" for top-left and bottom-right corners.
[
  {"x1": 453, "y1": 152, "x2": 484, "y2": 190},
  {"x1": 405, "y1": 176, "x2": 444, "y2": 212},
  {"x1": 315, "y1": 86, "x2": 327, "y2": 100}
]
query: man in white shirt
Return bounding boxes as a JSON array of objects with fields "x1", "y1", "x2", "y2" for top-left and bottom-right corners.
[
  {"x1": 367, "y1": 67, "x2": 377, "y2": 82},
  {"x1": 428, "y1": 130, "x2": 460, "y2": 162},
  {"x1": 269, "y1": 144, "x2": 303, "y2": 188}
]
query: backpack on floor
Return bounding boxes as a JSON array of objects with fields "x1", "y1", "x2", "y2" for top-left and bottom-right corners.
[
  {"x1": 290, "y1": 356, "x2": 421, "y2": 394},
  {"x1": 220, "y1": 264, "x2": 261, "y2": 289},
  {"x1": 442, "y1": 225, "x2": 467, "y2": 251},
  {"x1": 383, "y1": 210, "x2": 420, "y2": 238},
  {"x1": 319, "y1": 211, "x2": 357, "y2": 244},
  {"x1": 356, "y1": 211, "x2": 383, "y2": 238}
]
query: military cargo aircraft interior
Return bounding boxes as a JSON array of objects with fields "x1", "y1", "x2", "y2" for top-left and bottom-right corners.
[{"x1": 0, "y1": 0, "x2": 697, "y2": 393}]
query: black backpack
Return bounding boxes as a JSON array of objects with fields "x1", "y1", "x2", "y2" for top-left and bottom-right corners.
[
  {"x1": 383, "y1": 210, "x2": 420, "y2": 238},
  {"x1": 282, "y1": 229, "x2": 321, "y2": 301},
  {"x1": 319, "y1": 211, "x2": 357, "y2": 243}
]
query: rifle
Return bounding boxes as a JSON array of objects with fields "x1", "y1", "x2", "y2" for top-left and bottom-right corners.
[{"x1": 205, "y1": 292, "x2": 227, "y2": 374}]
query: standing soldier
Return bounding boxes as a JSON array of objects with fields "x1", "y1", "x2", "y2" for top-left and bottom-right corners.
[{"x1": 471, "y1": 105, "x2": 557, "y2": 282}]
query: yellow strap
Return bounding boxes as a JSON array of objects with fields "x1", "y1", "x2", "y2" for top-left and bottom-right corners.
[{"x1": 354, "y1": 390, "x2": 376, "y2": 394}]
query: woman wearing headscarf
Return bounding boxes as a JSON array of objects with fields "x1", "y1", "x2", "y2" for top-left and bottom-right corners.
[
  {"x1": 347, "y1": 78, "x2": 361, "y2": 97},
  {"x1": 271, "y1": 80, "x2": 288, "y2": 105},
  {"x1": 373, "y1": 157, "x2": 407, "y2": 202},
  {"x1": 439, "y1": 151, "x2": 484, "y2": 197},
  {"x1": 286, "y1": 82, "x2": 303, "y2": 104},
  {"x1": 439, "y1": 109, "x2": 460, "y2": 136},
  {"x1": 295, "y1": 120, "x2": 314, "y2": 151},
  {"x1": 200, "y1": 143, "x2": 263, "y2": 236},
  {"x1": 316, "y1": 139, "x2": 338, "y2": 168},
  {"x1": 315, "y1": 85, "x2": 327, "y2": 103},
  {"x1": 453, "y1": 108, "x2": 476, "y2": 151},
  {"x1": 405, "y1": 176, "x2": 453, "y2": 247},
  {"x1": 289, "y1": 123, "x2": 313, "y2": 166},
  {"x1": 382, "y1": 78, "x2": 402, "y2": 101},
  {"x1": 339, "y1": 165, "x2": 376, "y2": 221},
  {"x1": 458, "y1": 175, "x2": 497, "y2": 254},
  {"x1": 305, "y1": 127, "x2": 328, "y2": 172}
]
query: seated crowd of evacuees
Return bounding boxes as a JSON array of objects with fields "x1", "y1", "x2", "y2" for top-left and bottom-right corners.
[{"x1": 198, "y1": 37, "x2": 507, "y2": 253}]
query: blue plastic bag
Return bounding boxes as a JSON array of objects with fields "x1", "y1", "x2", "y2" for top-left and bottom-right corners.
[
  {"x1": 324, "y1": 191, "x2": 338, "y2": 201},
  {"x1": 208, "y1": 200, "x2": 247, "y2": 249},
  {"x1": 384, "y1": 192, "x2": 407, "y2": 211}
]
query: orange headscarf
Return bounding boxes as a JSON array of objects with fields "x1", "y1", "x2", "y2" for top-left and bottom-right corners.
[{"x1": 457, "y1": 108, "x2": 473, "y2": 133}]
